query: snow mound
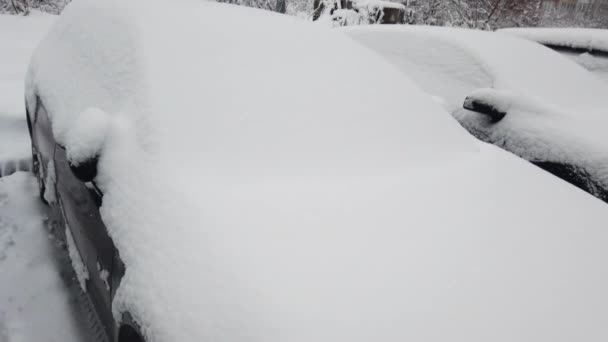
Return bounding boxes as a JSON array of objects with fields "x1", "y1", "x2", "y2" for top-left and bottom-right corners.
[
  {"x1": 499, "y1": 27, "x2": 608, "y2": 53},
  {"x1": 65, "y1": 108, "x2": 110, "y2": 166},
  {"x1": 29, "y1": 2, "x2": 608, "y2": 342}
]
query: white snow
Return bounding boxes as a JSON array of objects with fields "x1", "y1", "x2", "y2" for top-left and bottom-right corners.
[
  {"x1": 567, "y1": 51, "x2": 608, "y2": 82},
  {"x1": 0, "y1": 13, "x2": 94, "y2": 342},
  {"x1": 499, "y1": 28, "x2": 608, "y2": 83},
  {"x1": 65, "y1": 223, "x2": 89, "y2": 292},
  {"x1": 65, "y1": 107, "x2": 110, "y2": 166},
  {"x1": 27, "y1": 1, "x2": 608, "y2": 342},
  {"x1": 0, "y1": 14, "x2": 54, "y2": 176},
  {"x1": 43, "y1": 159, "x2": 56, "y2": 203},
  {"x1": 499, "y1": 27, "x2": 608, "y2": 53},
  {"x1": 0, "y1": 172, "x2": 82, "y2": 342},
  {"x1": 97, "y1": 262, "x2": 110, "y2": 292},
  {"x1": 343, "y1": 25, "x2": 608, "y2": 197}
]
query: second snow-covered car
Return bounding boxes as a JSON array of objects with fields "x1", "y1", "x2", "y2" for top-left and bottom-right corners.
[
  {"x1": 343, "y1": 25, "x2": 608, "y2": 202},
  {"x1": 27, "y1": 0, "x2": 608, "y2": 341}
]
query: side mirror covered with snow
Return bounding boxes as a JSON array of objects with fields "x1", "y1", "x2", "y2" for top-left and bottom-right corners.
[
  {"x1": 69, "y1": 156, "x2": 98, "y2": 183},
  {"x1": 65, "y1": 107, "x2": 110, "y2": 183},
  {"x1": 463, "y1": 88, "x2": 511, "y2": 123}
]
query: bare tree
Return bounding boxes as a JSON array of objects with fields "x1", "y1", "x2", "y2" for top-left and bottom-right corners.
[
  {"x1": 6, "y1": 0, "x2": 31, "y2": 15},
  {"x1": 1, "y1": 0, "x2": 68, "y2": 15},
  {"x1": 407, "y1": 0, "x2": 541, "y2": 29}
]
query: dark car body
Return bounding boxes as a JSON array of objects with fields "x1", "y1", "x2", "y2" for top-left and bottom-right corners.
[{"x1": 26, "y1": 97, "x2": 143, "y2": 342}]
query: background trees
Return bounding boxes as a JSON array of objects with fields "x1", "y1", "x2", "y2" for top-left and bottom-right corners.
[
  {"x1": 0, "y1": 0, "x2": 606, "y2": 29},
  {"x1": 1, "y1": 0, "x2": 68, "y2": 14}
]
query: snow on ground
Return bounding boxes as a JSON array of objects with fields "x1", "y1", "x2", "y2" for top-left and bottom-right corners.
[
  {"x1": 29, "y1": 1, "x2": 608, "y2": 341},
  {"x1": 0, "y1": 13, "x2": 89, "y2": 342},
  {"x1": 0, "y1": 13, "x2": 54, "y2": 177},
  {"x1": 0, "y1": 172, "x2": 86, "y2": 342}
]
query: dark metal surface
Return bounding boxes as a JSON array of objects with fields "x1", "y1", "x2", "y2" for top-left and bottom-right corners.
[
  {"x1": 544, "y1": 44, "x2": 608, "y2": 58},
  {"x1": 533, "y1": 161, "x2": 608, "y2": 203}
]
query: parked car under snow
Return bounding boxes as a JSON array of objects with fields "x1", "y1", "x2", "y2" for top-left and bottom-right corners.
[
  {"x1": 499, "y1": 27, "x2": 608, "y2": 83},
  {"x1": 343, "y1": 25, "x2": 608, "y2": 203},
  {"x1": 26, "y1": 0, "x2": 608, "y2": 341}
]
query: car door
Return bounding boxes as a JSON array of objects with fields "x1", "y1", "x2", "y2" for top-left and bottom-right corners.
[{"x1": 36, "y1": 100, "x2": 124, "y2": 340}]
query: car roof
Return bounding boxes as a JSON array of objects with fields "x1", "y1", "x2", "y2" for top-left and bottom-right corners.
[{"x1": 28, "y1": 1, "x2": 608, "y2": 341}]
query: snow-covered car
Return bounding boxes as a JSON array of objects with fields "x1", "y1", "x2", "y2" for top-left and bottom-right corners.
[
  {"x1": 26, "y1": 0, "x2": 608, "y2": 341},
  {"x1": 499, "y1": 27, "x2": 608, "y2": 82},
  {"x1": 343, "y1": 25, "x2": 608, "y2": 202}
]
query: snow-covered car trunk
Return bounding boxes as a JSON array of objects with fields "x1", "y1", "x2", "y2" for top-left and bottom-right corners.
[
  {"x1": 343, "y1": 25, "x2": 608, "y2": 203},
  {"x1": 26, "y1": 1, "x2": 608, "y2": 341}
]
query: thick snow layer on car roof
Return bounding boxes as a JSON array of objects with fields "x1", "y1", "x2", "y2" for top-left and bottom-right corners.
[
  {"x1": 343, "y1": 25, "x2": 608, "y2": 196},
  {"x1": 29, "y1": 1, "x2": 608, "y2": 341},
  {"x1": 499, "y1": 27, "x2": 608, "y2": 53}
]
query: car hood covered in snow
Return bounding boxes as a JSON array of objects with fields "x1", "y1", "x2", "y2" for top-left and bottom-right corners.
[{"x1": 28, "y1": 1, "x2": 608, "y2": 341}]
